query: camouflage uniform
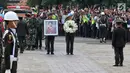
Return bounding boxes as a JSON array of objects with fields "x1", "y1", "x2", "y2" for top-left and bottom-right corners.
[{"x1": 26, "y1": 18, "x2": 38, "y2": 50}]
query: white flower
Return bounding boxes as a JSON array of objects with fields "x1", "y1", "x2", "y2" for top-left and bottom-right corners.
[{"x1": 63, "y1": 20, "x2": 78, "y2": 33}]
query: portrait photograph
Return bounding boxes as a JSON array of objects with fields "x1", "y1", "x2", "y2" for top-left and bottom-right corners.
[{"x1": 44, "y1": 20, "x2": 58, "y2": 36}]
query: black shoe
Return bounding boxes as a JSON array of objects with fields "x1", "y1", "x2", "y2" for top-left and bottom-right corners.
[
  {"x1": 20, "y1": 51, "x2": 23, "y2": 54},
  {"x1": 45, "y1": 47, "x2": 47, "y2": 50},
  {"x1": 39, "y1": 47, "x2": 41, "y2": 50},
  {"x1": 70, "y1": 53, "x2": 74, "y2": 55},
  {"x1": 67, "y1": 53, "x2": 69, "y2": 55},
  {"x1": 47, "y1": 52, "x2": 49, "y2": 55},
  {"x1": 104, "y1": 40, "x2": 106, "y2": 43},
  {"x1": 113, "y1": 65, "x2": 118, "y2": 67},
  {"x1": 51, "y1": 53, "x2": 54, "y2": 55},
  {"x1": 100, "y1": 41, "x2": 102, "y2": 43},
  {"x1": 32, "y1": 48, "x2": 35, "y2": 51},
  {"x1": 120, "y1": 64, "x2": 123, "y2": 66},
  {"x1": 26, "y1": 48, "x2": 30, "y2": 50}
]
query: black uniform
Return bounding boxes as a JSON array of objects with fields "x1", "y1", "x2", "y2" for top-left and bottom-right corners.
[
  {"x1": 99, "y1": 15, "x2": 108, "y2": 43},
  {"x1": 64, "y1": 19, "x2": 77, "y2": 55},
  {"x1": 65, "y1": 33, "x2": 75, "y2": 55},
  {"x1": 112, "y1": 27, "x2": 127, "y2": 66},
  {"x1": 36, "y1": 17, "x2": 43, "y2": 50},
  {"x1": 2, "y1": 28, "x2": 18, "y2": 73},
  {"x1": 17, "y1": 18, "x2": 29, "y2": 53},
  {"x1": 46, "y1": 36, "x2": 55, "y2": 54}
]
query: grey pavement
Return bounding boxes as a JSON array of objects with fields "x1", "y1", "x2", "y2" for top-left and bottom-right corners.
[{"x1": 18, "y1": 37, "x2": 130, "y2": 73}]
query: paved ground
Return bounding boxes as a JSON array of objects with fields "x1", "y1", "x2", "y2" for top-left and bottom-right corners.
[{"x1": 18, "y1": 37, "x2": 130, "y2": 73}]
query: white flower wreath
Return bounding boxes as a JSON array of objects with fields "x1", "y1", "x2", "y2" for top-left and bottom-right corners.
[{"x1": 63, "y1": 20, "x2": 78, "y2": 33}]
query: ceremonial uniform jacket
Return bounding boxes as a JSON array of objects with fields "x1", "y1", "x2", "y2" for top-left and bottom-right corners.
[
  {"x1": 112, "y1": 27, "x2": 127, "y2": 48},
  {"x1": 3, "y1": 28, "x2": 18, "y2": 69}
]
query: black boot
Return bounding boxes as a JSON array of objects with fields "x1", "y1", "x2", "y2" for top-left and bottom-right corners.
[{"x1": 113, "y1": 64, "x2": 118, "y2": 67}]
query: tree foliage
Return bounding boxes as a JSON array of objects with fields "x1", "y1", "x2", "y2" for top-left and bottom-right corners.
[
  {"x1": 27, "y1": 0, "x2": 42, "y2": 7},
  {"x1": 0, "y1": 0, "x2": 7, "y2": 8},
  {"x1": 27, "y1": 0, "x2": 130, "y2": 8}
]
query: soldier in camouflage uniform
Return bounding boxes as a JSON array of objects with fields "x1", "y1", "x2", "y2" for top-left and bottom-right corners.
[
  {"x1": 24, "y1": 14, "x2": 31, "y2": 24},
  {"x1": 26, "y1": 14, "x2": 38, "y2": 50},
  {"x1": 24, "y1": 13, "x2": 31, "y2": 50}
]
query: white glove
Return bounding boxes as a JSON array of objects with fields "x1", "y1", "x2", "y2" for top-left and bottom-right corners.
[
  {"x1": 10, "y1": 55, "x2": 14, "y2": 69},
  {"x1": 5, "y1": 69, "x2": 11, "y2": 73},
  {"x1": 10, "y1": 55, "x2": 17, "y2": 69}
]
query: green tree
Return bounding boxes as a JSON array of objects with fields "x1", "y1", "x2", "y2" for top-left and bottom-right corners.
[
  {"x1": 27, "y1": 0, "x2": 130, "y2": 8},
  {"x1": 27, "y1": 0, "x2": 42, "y2": 7},
  {"x1": 0, "y1": 0, "x2": 7, "y2": 8}
]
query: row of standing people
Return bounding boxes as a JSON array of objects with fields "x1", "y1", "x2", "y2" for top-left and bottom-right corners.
[
  {"x1": 17, "y1": 14, "x2": 43, "y2": 53},
  {"x1": 17, "y1": 11, "x2": 78, "y2": 55},
  {"x1": 17, "y1": 11, "x2": 127, "y2": 67}
]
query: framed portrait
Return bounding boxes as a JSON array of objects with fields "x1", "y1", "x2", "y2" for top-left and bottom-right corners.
[{"x1": 44, "y1": 20, "x2": 58, "y2": 36}]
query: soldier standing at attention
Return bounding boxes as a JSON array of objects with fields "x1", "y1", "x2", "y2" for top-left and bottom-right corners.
[
  {"x1": 112, "y1": 19, "x2": 127, "y2": 67},
  {"x1": 3, "y1": 11, "x2": 19, "y2": 73}
]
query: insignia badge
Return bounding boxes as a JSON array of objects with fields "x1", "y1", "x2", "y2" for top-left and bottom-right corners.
[{"x1": 9, "y1": 35, "x2": 12, "y2": 40}]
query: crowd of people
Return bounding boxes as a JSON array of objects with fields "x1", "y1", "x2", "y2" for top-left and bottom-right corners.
[
  {"x1": 12, "y1": 6, "x2": 130, "y2": 54},
  {"x1": 0, "y1": 5, "x2": 130, "y2": 73},
  {"x1": 38, "y1": 6, "x2": 130, "y2": 41}
]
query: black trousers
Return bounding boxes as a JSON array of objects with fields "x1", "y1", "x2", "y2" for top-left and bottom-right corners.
[
  {"x1": 45, "y1": 37, "x2": 48, "y2": 50},
  {"x1": 80, "y1": 25, "x2": 84, "y2": 37},
  {"x1": 83, "y1": 24, "x2": 87, "y2": 37},
  {"x1": 96, "y1": 29, "x2": 100, "y2": 38},
  {"x1": 114, "y1": 47, "x2": 124, "y2": 65},
  {"x1": 92, "y1": 24, "x2": 97, "y2": 38},
  {"x1": 2, "y1": 61, "x2": 18, "y2": 73},
  {"x1": 0, "y1": 56, "x2": 1, "y2": 73},
  {"x1": 18, "y1": 36, "x2": 25, "y2": 53},
  {"x1": 127, "y1": 29, "x2": 130, "y2": 42},
  {"x1": 47, "y1": 36, "x2": 55, "y2": 53},
  {"x1": 4, "y1": 44, "x2": 18, "y2": 73},
  {"x1": 83, "y1": 23, "x2": 90, "y2": 37},
  {"x1": 65, "y1": 33, "x2": 74, "y2": 54},
  {"x1": 36, "y1": 31, "x2": 42, "y2": 49},
  {"x1": 99, "y1": 26, "x2": 107, "y2": 40}
]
